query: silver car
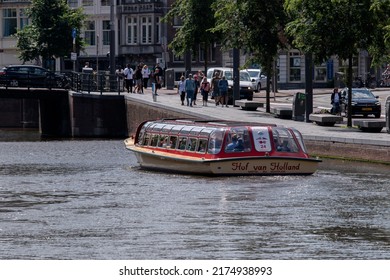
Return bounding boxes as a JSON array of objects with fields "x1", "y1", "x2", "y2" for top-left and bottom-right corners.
[{"x1": 246, "y1": 69, "x2": 268, "y2": 92}]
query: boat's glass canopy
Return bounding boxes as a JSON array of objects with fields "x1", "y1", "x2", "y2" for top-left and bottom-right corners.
[{"x1": 137, "y1": 120, "x2": 306, "y2": 155}]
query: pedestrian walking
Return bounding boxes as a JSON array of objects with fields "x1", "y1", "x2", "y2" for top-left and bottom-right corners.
[
  {"x1": 218, "y1": 76, "x2": 229, "y2": 107},
  {"x1": 200, "y1": 77, "x2": 210, "y2": 106},
  {"x1": 193, "y1": 74, "x2": 200, "y2": 105},
  {"x1": 142, "y1": 65, "x2": 150, "y2": 89},
  {"x1": 330, "y1": 88, "x2": 341, "y2": 115},
  {"x1": 211, "y1": 71, "x2": 221, "y2": 106},
  {"x1": 115, "y1": 66, "x2": 124, "y2": 91},
  {"x1": 177, "y1": 76, "x2": 186, "y2": 105},
  {"x1": 134, "y1": 64, "x2": 143, "y2": 93},
  {"x1": 185, "y1": 74, "x2": 196, "y2": 107},
  {"x1": 123, "y1": 64, "x2": 134, "y2": 93},
  {"x1": 153, "y1": 68, "x2": 161, "y2": 95}
]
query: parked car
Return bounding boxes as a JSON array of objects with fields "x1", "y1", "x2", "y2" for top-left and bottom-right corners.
[
  {"x1": 340, "y1": 87, "x2": 381, "y2": 118},
  {"x1": 206, "y1": 67, "x2": 254, "y2": 104},
  {"x1": 246, "y1": 68, "x2": 269, "y2": 92},
  {"x1": 0, "y1": 65, "x2": 70, "y2": 89}
]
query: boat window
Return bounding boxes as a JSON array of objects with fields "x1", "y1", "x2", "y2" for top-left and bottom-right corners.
[
  {"x1": 151, "y1": 123, "x2": 165, "y2": 132},
  {"x1": 272, "y1": 127, "x2": 299, "y2": 153},
  {"x1": 142, "y1": 133, "x2": 151, "y2": 146},
  {"x1": 150, "y1": 134, "x2": 159, "y2": 146},
  {"x1": 178, "y1": 137, "x2": 187, "y2": 150},
  {"x1": 225, "y1": 127, "x2": 252, "y2": 153},
  {"x1": 142, "y1": 121, "x2": 154, "y2": 131},
  {"x1": 189, "y1": 126, "x2": 205, "y2": 136},
  {"x1": 197, "y1": 139, "x2": 208, "y2": 153},
  {"x1": 179, "y1": 126, "x2": 196, "y2": 135},
  {"x1": 138, "y1": 130, "x2": 145, "y2": 145},
  {"x1": 290, "y1": 128, "x2": 307, "y2": 153},
  {"x1": 157, "y1": 135, "x2": 169, "y2": 148},
  {"x1": 252, "y1": 127, "x2": 272, "y2": 152},
  {"x1": 137, "y1": 123, "x2": 149, "y2": 145},
  {"x1": 168, "y1": 135, "x2": 178, "y2": 149},
  {"x1": 207, "y1": 129, "x2": 225, "y2": 154},
  {"x1": 161, "y1": 124, "x2": 175, "y2": 133},
  {"x1": 171, "y1": 125, "x2": 186, "y2": 134},
  {"x1": 187, "y1": 138, "x2": 198, "y2": 152},
  {"x1": 199, "y1": 127, "x2": 215, "y2": 137}
]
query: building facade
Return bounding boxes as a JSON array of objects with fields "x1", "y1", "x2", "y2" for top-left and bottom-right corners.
[{"x1": 0, "y1": 0, "x2": 381, "y2": 88}]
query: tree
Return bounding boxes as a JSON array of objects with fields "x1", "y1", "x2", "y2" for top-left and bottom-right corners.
[
  {"x1": 15, "y1": 0, "x2": 85, "y2": 68},
  {"x1": 284, "y1": 0, "x2": 381, "y2": 127},
  {"x1": 163, "y1": 0, "x2": 218, "y2": 74},
  {"x1": 213, "y1": 0, "x2": 286, "y2": 112},
  {"x1": 370, "y1": 0, "x2": 390, "y2": 65}
]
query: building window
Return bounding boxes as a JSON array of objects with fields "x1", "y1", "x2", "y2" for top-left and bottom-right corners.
[
  {"x1": 101, "y1": 0, "x2": 110, "y2": 6},
  {"x1": 141, "y1": 16, "x2": 152, "y2": 44},
  {"x1": 289, "y1": 51, "x2": 302, "y2": 82},
  {"x1": 199, "y1": 45, "x2": 205, "y2": 62},
  {"x1": 314, "y1": 62, "x2": 327, "y2": 82},
  {"x1": 338, "y1": 57, "x2": 358, "y2": 78},
  {"x1": 68, "y1": 0, "x2": 78, "y2": 8},
  {"x1": 19, "y1": 9, "x2": 29, "y2": 30},
  {"x1": 210, "y1": 44, "x2": 216, "y2": 62},
  {"x1": 127, "y1": 17, "x2": 137, "y2": 44},
  {"x1": 198, "y1": 44, "x2": 216, "y2": 63},
  {"x1": 3, "y1": 8, "x2": 17, "y2": 37},
  {"x1": 84, "y1": 20, "x2": 96, "y2": 46},
  {"x1": 155, "y1": 16, "x2": 161, "y2": 44},
  {"x1": 82, "y1": 0, "x2": 93, "y2": 6},
  {"x1": 102, "y1": 20, "x2": 110, "y2": 45}
]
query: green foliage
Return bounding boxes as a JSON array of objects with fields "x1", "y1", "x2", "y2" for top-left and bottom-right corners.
[
  {"x1": 15, "y1": 0, "x2": 85, "y2": 64},
  {"x1": 163, "y1": 0, "x2": 217, "y2": 58},
  {"x1": 211, "y1": 0, "x2": 243, "y2": 50},
  {"x1": 369, "y1": 0, "x2": 390, "y2": 64},
  {"x1": 284, "y1": 0, "x2": 380, "y2": 64}
]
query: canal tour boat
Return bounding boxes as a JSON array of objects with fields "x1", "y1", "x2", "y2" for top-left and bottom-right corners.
[{"x1": 124, "y1": 119, "x2": 321, "y2": 176}]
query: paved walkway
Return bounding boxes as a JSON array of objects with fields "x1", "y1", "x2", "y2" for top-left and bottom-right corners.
[{"x1": 122, "y1": 87, "x2": 390, "y2": 149}]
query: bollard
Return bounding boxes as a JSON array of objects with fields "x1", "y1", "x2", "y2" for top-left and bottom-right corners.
[
  {"x1": 292, "y1": 92, "x2": 306, "y2": 121},
  {"x1": 152, "y1": 83, "x2": 157, "y2": 102},
  {"x1": 386, "y1": 96, "x2": 390, "y2": 133}
]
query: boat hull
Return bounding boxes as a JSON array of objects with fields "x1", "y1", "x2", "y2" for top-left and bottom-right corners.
[{"x1": 131, "y1": 148, "x2": 320, "y2": 176}]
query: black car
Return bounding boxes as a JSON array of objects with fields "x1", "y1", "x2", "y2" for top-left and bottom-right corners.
[
  {"x1": 340, "y1": 88, "x2": 381, "y2": 118},
  {"x1": 0, "y1": 65, "x2": 70, "y2": 89}
]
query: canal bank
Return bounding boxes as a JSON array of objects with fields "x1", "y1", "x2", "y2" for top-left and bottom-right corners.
[
  {"x1": 0, "y1": 87, "x2": 388, "y2": 163},
  {"x1": 123, "y1": 88, "x2": 390, "y2": 164}
]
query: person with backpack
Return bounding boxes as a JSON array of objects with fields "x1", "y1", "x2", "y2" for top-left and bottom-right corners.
[
  {"x1": 200, "y1": 77, "x2": 210, "y2": 106},
  {"x1": 218, "y1": 76, "x2": 229, "y2": 107}
]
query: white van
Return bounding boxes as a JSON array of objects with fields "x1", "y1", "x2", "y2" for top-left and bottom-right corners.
[{"x1": 206, "y1": 67, "x2": 254, "y2": 103}]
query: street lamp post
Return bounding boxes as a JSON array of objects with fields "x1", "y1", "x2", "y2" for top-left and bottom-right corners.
[
  {"x1": 96, "y1": 34, "x2": 99, "y2": 73},
  {"x1": 109, "y1": 0, "x2": 116, "y2": 75}
]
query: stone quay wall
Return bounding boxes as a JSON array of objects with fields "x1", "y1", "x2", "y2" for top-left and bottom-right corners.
[{"x1": 124, "y1": 97, "x2": 389, "y2": 164}]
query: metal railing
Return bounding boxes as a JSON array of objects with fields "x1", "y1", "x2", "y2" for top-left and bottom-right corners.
[{"x1": 65, "y1": 71, "x2": 124, "y2": 95}]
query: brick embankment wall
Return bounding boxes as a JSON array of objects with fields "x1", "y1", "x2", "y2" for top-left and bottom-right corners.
[
  {"x1": 305, "y1": 140, "x2": 390, "y2": 163},
  {"x1": 125, "y1": 98, "x2": 195, "y2": 136}
]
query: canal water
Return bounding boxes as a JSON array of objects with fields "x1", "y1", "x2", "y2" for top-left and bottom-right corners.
[{"x1": 0, "y1": 136, "x2": 389, "y2": 259}]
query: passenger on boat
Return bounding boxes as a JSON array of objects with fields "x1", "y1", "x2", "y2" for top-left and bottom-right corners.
[
  {"x1": 225, "y1": 134, "x2": 238, "y2": 151},
  {"x1": 233, "y1": 138, "x2": 244, "y2": 152},
  {"x1": 277, "y1": 140, "x2": 291, "y2": 152}
]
